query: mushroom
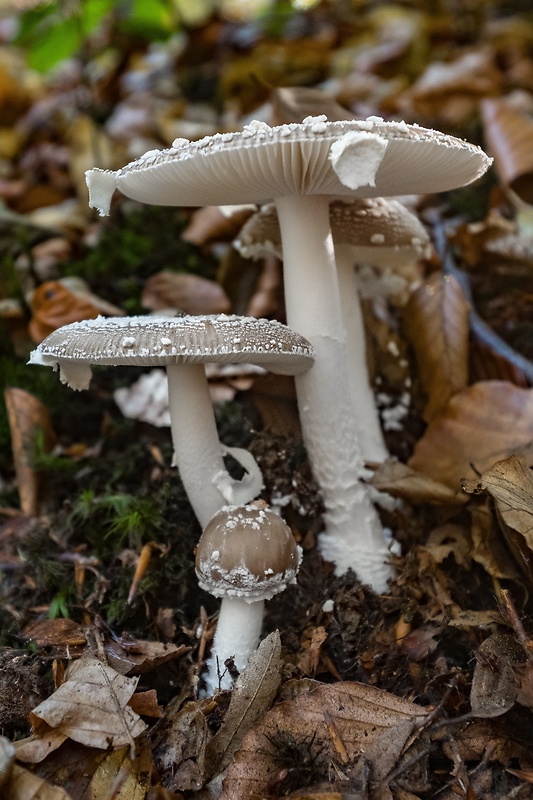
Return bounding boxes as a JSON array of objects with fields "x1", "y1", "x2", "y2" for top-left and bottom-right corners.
[
  {"x1": 195, "y1": 500, "x2": 301, "y2": 694},
  {"x1": 28, "y1": 314, "x2": 314, "y2": 528},
  {"x1": 86, "y1": 115, "x2": 491, "y2": 592},
  {"x1": 234, "y1": 197, "x2": 431, "y2": 464}
]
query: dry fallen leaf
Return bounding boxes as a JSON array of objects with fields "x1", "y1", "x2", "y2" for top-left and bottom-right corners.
[
  {"x1": 85, "y1": 742, "x2": 153, "y2": 800},
  {"x1": 408, "y1": 381, "x2": 533, "y2": 489},
  {"x1": 141, "y1": 270, "x2": 231, "y2": 315},
  {"x1": 462, "y1": 454, "x2": 533, "y2": 580},
  {"x1": 470, "y1": 632, "x2": 520, "y2": 718},
  {"x1": 269, "y1": 85, "x2": 350, "y2": 125},
  {"x1": 205, "y1": 631, "x2": 282, "y2": 778},
  {"x1": 221, "y1": 681, "x2": 428, "y2": 800},
  {"x1": 16, "y1": 657, "x2": 147, "y2": 761},
  {"x1": 4, "y1": 387, "x2": 56, "y2": 516},
  {"x1": 403, "y1": 272, "x2": 470, "y2": 422},
  {"x1": 2, "y1": 763, "x2": 72, "y2": 800},
  {"x1": 28, "y1": 280, "x2": 104, "y2": 343},
  {"x1": 469, "y1": 502, "x2": 520, "y2": 580},
  {"x1": 482, "y1": 96, "x2": 533, "y2": 203},
  {"x1": 181, "y1": 205, "x2": 254, "y2": 245},
  {"x1": 153, "y1": 699, "x2": 211, "y2": 792},
  {"x1": 369, "y1": 459, "x2": 468, "y2": 506},
  {"x1": 0, "y1": 735, "x2": 15, "y2": 788}
]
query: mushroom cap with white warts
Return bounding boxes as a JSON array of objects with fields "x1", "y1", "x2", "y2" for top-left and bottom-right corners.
[
  {"x1": 28, "y1": 314, "x2": 315, "y2": 390},
  {"x1": 86, "y1": 116, "x2": 492, "y2": 215},
  {"x1": 235, "y1": 198, "x2": 431, "y2": 268},
  {"x1": 195, "y1": 503, "x2": 301, "y2": 601}
]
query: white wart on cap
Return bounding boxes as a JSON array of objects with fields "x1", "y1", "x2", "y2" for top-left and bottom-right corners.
[{"x1": 29, "y1": 314, "x2": 314, "y2": 528}]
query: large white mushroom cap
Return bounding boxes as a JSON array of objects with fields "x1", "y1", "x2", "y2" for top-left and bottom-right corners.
[{"x1": 86, "y1": 115, "x2": 492, "y2": 215}]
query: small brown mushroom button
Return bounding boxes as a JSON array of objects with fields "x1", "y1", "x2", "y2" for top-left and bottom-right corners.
[{"x1": 196, "y1": 501, "x2": 301, "y2": 694}]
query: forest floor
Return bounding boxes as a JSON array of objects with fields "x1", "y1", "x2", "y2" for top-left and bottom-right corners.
[{"x1": 2, "y1": 2, "x2": 533, "y2": 798}]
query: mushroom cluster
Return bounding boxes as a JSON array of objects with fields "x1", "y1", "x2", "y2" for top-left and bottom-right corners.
[
  {"x1": 29, "y1": 313, "x2": 314, "y2": 527},
  {"x1": 86, "y1": 114, "x2": 491, "y2": 594}
]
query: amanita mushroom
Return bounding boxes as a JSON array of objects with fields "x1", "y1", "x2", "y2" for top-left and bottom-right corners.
[
  {"x1": 86, "y1": 115, "x2": 491, "y2": 592},
  {"x1": 234, "y1": 197, "x2": 431, "y2": 463},
  {"x1": 28, "y1": 314, "x2": 314, "y2": 528},
  {"x1": 195, "y1": 501, "x2": 301, "y2": 694}
]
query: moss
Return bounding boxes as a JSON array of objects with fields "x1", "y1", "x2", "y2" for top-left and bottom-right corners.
[{"x1": 63, "y1": 204, "x2": 218, "y2": 313}]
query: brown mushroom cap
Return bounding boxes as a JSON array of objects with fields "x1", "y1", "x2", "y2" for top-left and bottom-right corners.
[
  {"x1": 235, "y1": 198, "x2": 431, "y2": 267},
  {"x1": 87, "y1": 116, "x2": 492, "y2": 215},
  {"x1": 28, "y1": 313, "x2": 315, "y2": 388},
  {"x1": 195, "y1": 503, "x2": 301, "y2": 600}
]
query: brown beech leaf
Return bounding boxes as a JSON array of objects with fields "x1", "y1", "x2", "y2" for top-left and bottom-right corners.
[
  {"x1": 221, "y1": 681, "x2": 428, "y2": 800},
  {"x1": 181, "y1": 205, "x2": 254, "y2": 245},
  {"x1": 104, "y1": 638, "x2": 189, "y2": 677},
  {"x1": 408, "y1": 382, "x2": 533, "y2": 489},
  {"x1": 4, "y1": 387, "x2": 56, "y2": 516},
  {"x1": 270, "y1": 86, "x2": 350, "y2": 125},
  {"x1": 469, "y1": 502, "x2": 520, "y2": 581},
  {"x1": 462, "y1": 455, "x2": 533, "y2": 540},
  {"x1": 205, "y1": 631, "x2": 282, "y2": 777},
  {"x1": 19, "y1": 657, "x2": 146, "y2": 758},
  {"x1": 403, "y1": 272, "x2": 469, "y2": 422},
  {"x1": 22, "y1": 619, "x2": 87, "y2": 649},
  {"x1": 0, "y1": 735, "x2": 15, "y2": 788},
  {"x1": 153, "y1": 699, "x2": 211, "y2": 792},
  {"x1": 84, "y1": 742, "x2": 153, "y2": 800},
  {"x1": 141, "y1": 271, "x2": 231, "y2": 316},
  {"x1": 482, "y1": 97, "x2": 533, "y2": 204},
  {"x1": 463, "y1": 454, "x2": 533, "y2": 581},
  {"x1": 3, "y1": 763, "x2": 72, "y2": 800},
  {"x1": 470, "y1": 633, "x2": 521, "y2": 718},
  {"x1": 128, "y1": 689, "x2": 164, "y2": 718},
  {"x1": 28, "y1": 281, "x2": 101, "y2": 343},
  {"x1": 369, "y1": 459, "x2": 468, "y2": 506}
]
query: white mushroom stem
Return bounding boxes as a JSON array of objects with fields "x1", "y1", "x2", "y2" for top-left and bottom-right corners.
[
  {"x1": 203, "y1": 597, "x2": 264, "y2": 695},
  {"x1": 335, "y1": 242, "x2": 388, "y2": 464},
  {"x1": 166, "y1": 363, "x2": 263, "y2": 528},
  {"x1": 275, "y1": 194, "x2": 392, "y2": 593}
]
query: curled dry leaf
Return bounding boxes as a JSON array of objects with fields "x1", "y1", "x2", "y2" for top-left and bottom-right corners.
[
  {"x1": 463, "y1": 454, "x2": 533, "y2": 581},
  {"x1": 141, "y1": 271, "x2": 231, "y2": 316},
  {"x1": 181, "y1": 205, "x2": 254, "y2": 245},
  {"x1": 85, "y1": 742, "x2": 153, "y2": 800},
  {"x1": 17, "y1": 657, "x2": 146, "y2": 761},
  {"x1": 469, "y1": 502, "x2": 520, "y2": 581},
  {"x1": 481, "y1": 97, "x2": 533, "y2": 204},
  {"x1": 369, "y1": 459, "x2": 468, "y2": 506},
  {"x1": 270, "y1": 85, "x2": 350, "y2": 126},
  {"x1": 221, "y1": 681, "x2": 428, "y2": 800},
  {"x1": 0, "y1": 735, "x2": 15, "y2": 788},
  {"x1": 470, "y1": 632, "x2": 521, "y2": 718},
  {"x1": 4, "y1": 387, "x2": 56, "y2": 516},
  {"x1": 2, "y1": 764, "x2": 72, "y2": 800},
  {"x1": 408, "y1": 382, "x2": 533, "y2": 489},
  {"x1": 205, "y1": 631, "x2": 282, "y2": 778},
  {"x1": 403, "y1": 272, "x2": 470, "y2": 422},
  {"x1": 153, "y1": 699, "x2": 211, "y2": 792},
  {"x1": 28, "y1": 281, "x2": 101, "y2": 343}
]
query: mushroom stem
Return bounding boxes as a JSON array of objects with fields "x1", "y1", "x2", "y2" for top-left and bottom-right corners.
[
  {"x1": 166, "y1": 363, "x2": 263, "y2": 528},
  {"x1": 335, "y1": 243, "x2": 388, "y2": 464},
  {"x1": 203, "y1": 597, "x2": 264, "y2": 694},
  {"x1": 275, "y1": 194, "x2": 392, "y2": 593}
]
